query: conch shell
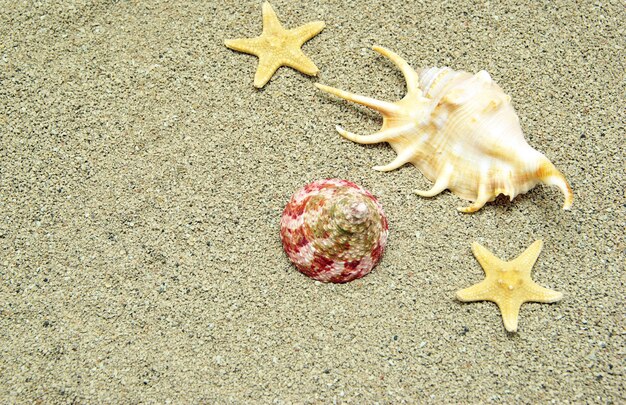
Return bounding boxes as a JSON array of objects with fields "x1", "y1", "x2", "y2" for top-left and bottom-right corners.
[
  {"x1": 316, "y1": 46, "x2": 573, "y2": 212},
  {"x1": 280, "y1": 179, "x2": 388, "y2": 283}
]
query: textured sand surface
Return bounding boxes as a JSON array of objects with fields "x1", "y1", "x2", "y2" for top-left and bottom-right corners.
[{"x1": 1, "y1": 0, "x2": 624, "y2": 402}]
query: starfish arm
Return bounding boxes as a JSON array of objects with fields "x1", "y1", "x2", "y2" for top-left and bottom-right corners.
[
  {"x1": 284, "y1": 50, "x2": 319, "y2": 76},
  {"x1": 224, "y1": 37, "x2": 264, "y2": 56},
  {"x1": 456, "y1": 280, "x2": 495, "y2": 302},
  {"x1": 512, "y1": 240, "x2": 543, "y2": 276},
  {"x1": 471, "y1": 242, "x2": 504, "y2": 275},
  {"x1": 262, "y1": 1, "x2": 284, "y2": 35},
  {"x1": 289, "y1": 21, "x2": 325, "y2": 45},
  {"x1": 496, "y1": 297, "x2": 523, "y2": 332},
  {"x1": 254, "y1": 55, "x2": 283, "y2": 88},
  {"x1": 523, "y1": 281, "x2": 564, "y2": 303}
]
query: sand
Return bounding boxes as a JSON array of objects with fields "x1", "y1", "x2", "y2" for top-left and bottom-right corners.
[{"x1": 0, "y1": 0, "x2": 624, "y2": 402}]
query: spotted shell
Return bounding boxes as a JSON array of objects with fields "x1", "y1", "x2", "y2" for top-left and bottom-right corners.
[
  {"x1": 280, "y1": 179, "x2": 388, "y2": 283},
  {"x1": 316, "y1": 46, "x2": 573, "y2": 213}
]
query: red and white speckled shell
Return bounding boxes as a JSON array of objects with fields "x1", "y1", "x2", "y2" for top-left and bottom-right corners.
[{"x1": 280, "y1": 179, "x2": 389, "y2": 283}]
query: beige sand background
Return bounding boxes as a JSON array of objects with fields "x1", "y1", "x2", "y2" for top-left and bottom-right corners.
[{"x1": 1, "y1": 0, "x2": 624, "y2": 402}]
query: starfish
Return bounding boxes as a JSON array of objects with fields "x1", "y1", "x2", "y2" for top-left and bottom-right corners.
[
  {"x1": 224, "y1": 2, "x2": 325, "y2": 88},
  {"x1": 456, "y1": 240, "x2": 563, "y2": 332}
]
